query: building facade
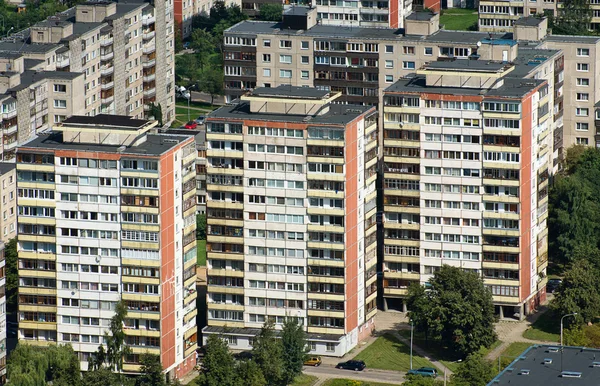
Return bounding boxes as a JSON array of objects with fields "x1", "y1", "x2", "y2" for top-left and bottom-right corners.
[
  {"x1": 312, "y1": 0, "x2": 413, "y2": 29},
  {"x1": 381, "y1": 60, "x2": 550, "y2": 317},
  {"x1": 15, "y1": 115, "x2": 197, "y2": 379},
  {"x1": 0, "y1": 0, "x2": 176, "y2": 162},
  {"x1": 177, "y1": 0, "x2": 241, "y2": 38},
  {"x1": 0, "y1": 163, "x2": 16, "y2": 242},
  {"x1": 202, "y1": 85, "x2": 378, "y2": 356},
  {"x1": 0, "y1": 242, "x2": 6, "y2": 384}
]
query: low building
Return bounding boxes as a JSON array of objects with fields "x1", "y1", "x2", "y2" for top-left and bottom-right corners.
[{"x1": 488, "y1": 344, "x2": 600, "y2": 385}]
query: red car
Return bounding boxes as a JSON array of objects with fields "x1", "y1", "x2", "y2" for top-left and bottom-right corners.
[{"x1": 185, "y1": 121, "x2": 198, "y2": 130}]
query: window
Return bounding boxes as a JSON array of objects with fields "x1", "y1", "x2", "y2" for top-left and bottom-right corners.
[
  {"x1": 577, "y1": 78, "x2": 590, "y2": 86},
  {"x1": 279, "y1": 54, "x2": 292, "y2": 63},
  {"x1": 577, "y1": 137, "x2": 589, "y2": 145},
  {"x1": 54, "y1": 99, "x2": 67, "y2": 108},
  {"x1": 301, "y1": 71, "x2": 309, "y2": 80},
  {"x1": 263, "y1": 39, "x2": 271, "y2": 47},
  {"x1": 262, "y1": 68, "x2": 271, "y2": 77},
  {"x1": 301, "y1": 56, "x2": 309, "y2": 64},
  {"x1": 424, "y1": 47, "x2": 433, "y2": 55},
  {"x1": 403, "y1": 61, "x2": 415, "y2": 69},
  {"x1": 576, "y1": 108, "x2": 589, "y2": 116},
  {"x1": 403, "y1": 46, "x2": 415, "y2": 55},
  {"x1": 301, "y1": 41, "x2": 309, "y2": 49},
  {"x1": 576, "y1": 122, "x2": 589, "y2": 131},
  {"x1": 262, "y1": 53, "x2": 271, "y2": 63},
  {"x1": 385, "y1": 75, "x2": 393, "y2": 83},
  {"x1": 577, "y1": 48, "x2": 590, "y2": 56},
  {"x1": 577, "y1": 92, "x2": 589, "y2": 101},
  {"x1": 385, "y1": 45, "x2": 393, "y2": 53},
  {"x1": 577, "y1": 63, "x2": 590, "y2": 72},
  {"x1": 385, "y1": 60, "x2": 393, "y2": 68},
  {"x1": 280, "y1": 40, "x2": 292, "y2": 48},
  {"x1": 280, "y1": 69, "x2": 292, "y2": 78},
  {"x1": 54, "y1": 84, "x2": 66, "y2": 92}
]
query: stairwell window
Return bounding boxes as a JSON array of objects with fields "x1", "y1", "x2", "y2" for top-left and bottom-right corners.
[{"x1": 54, "y1": 99, "x2": 67, "y2": 109}]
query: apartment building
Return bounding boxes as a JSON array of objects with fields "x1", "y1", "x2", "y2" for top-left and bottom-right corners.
[
  {"x1": 177, "y1": 0, "x2": 241, "y2": 38},
  {"x1": 0, "y1": 0, "x2": 176, "y2": 161},
  {"x1": 0, "y1": 163, "x2": 16, "y2": 242},
  {"x1": 0, "y1": 242, "x2": 6, "y2": 384},
  {"x1": 312, "y1": 0, "x2": 413, "y2": 28},
  {"x1": 381, "y1": 58, "x2": 551, "y2": 318},
  {"x1": 15, "y1": 115, "x2": 198, "y2": 380},
  {"x1": 202, "y1": 85, "x2": 378, "y2": 356}
]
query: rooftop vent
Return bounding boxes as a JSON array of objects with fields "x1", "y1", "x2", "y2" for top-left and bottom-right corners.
[
  {"x1": 547, "y1": 347, "x2": 560, "y2": 353},
  {"x1": 592, "y1": 362, "x2": 600, "y2": 367},
  {"x1": 520, "y1": 369, "x2": 530, "y2": 375},
  {"x1": 543, "y1": 358, "x2": 553, "y2": 364},
  {"x1": 117, "y1": 145, "x2": 126, "y2": 152},
  {"x1": 561, "y1": 371, "x2": 582, "y2": 378}
]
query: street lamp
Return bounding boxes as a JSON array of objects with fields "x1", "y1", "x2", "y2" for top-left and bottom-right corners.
[
  {"x1": 560, "y1": 313, "x2": 577, "y2": 346},
  {"x1": 410, "y1": 320, "x2": 414, "y2": 370}
]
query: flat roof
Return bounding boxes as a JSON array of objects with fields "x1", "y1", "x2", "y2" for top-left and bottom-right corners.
[
  {"x1": 0, "y1": 162, "x2": 15, "y2": 175},
  {"x1": 20, "y1": 132, "x2": 191, "y2": 156},
  {"x1": 545, "y1": 34, "x2": 600, "y2": 44},
  {"x1": 510, "y1": 47, "x2": 560, "y2": 78},
  {"x1": 250, "y1": 85, "x2": 331, "y2": 99},
  {"x1": 424, "y1": 59, "x2": 511, "y2": 72},
  {"x1": 10, "y1": 70, "x2": 82, "y2": 91},
  {"x1": 62, "y1": 114, "x2": 150, "y2": 129},
  {"x1": 207, "y1": 101, "x2": 374, "y2": 126},
  {"x1": 406, "y1": 11, "x2": 437, "y2": 21},
  {"x1": 284, "y1": 6, "x2": 311, "y2": 16},
  {"x1": 487, "y1": 344, "x2": 600, "y2": 386},
  {"x1": 514, "y1": 16, "x2": 546, "y2": 27}
]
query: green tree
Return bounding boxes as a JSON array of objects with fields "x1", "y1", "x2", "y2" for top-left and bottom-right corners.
[
  {"x1": 82, "y1": 366, "x2": 122, "y2": 386},
  {"x1": 174, "y1": 23, "x2": 184, "y2": 52},
  {"x1": 252, "y1": 320, "x2": 284, "y2": 386},
  {"x1": 149, "y1": 103, "x2": 163, "y2": 126},
  {"x1": 4, "y1": 237, "x2": 17, "y2": 311},
  {"x1": 47, "y1": 344, "x2": 82, "y2": 386},
  {"x1": 403, "y1": 375, "x2": 444, "y2": 386},
  {"x1": 197, "y1": 67, "x2": 223, "y2": 105},
  {"x1": 407, "y1": 265, "x2": 497, "y2": 357},
  {"x1": 280, "y1": 318, "x2": 308, "y2": 385},
  {"x1": 235, "y1": 360, "x2": 266, "y2": 386},
  {"x1": 190, "y1": 29, "x2": 216, "y2": 69},
  {"x1": 197, "y1": 334, "x2": 238, "y2": 386},
  {"x1": 553, "y1": 0, "x2": 591, "y2": 35},
  {"x1": 450, "y1": 353, "x2": 495, "y2": 386},
  {"x1": 564, "y1": 326, "x2": 590, "y2": 346},
  {"x1": 105, "y1": 300, "x2": 131, "y2": 373},
  {"x1": 196, "y1": 214, "x2": 206, "y2": 239},
  {"x1": 8, "y1": 344, "x2": 81, "y2": 386},
  {"x1": 551, "y1": 259, "x2": 600, "y2": 324},
  {"x1": 258, "y1": 3, "x2": 283, "y2": 21},
  {"x1": 136, "y1": 354, "x2": 165, "y2": 386}
]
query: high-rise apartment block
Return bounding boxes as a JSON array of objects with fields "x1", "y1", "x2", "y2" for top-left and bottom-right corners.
[
  {"x1": 0, "y1": 163, "x2": 16, "y2": 242},
  {"x1": 0, "y1": 241, "x2": 6, "y2": 384},
  {"x1": 312, "y1": 0, "x2": 413, "y2": 28},
  {"x1": 16, "y1": 115, "x2": 198, "y2": 379},
  {"x1": 0, "y1": 0, "x2": 176, "y2": 162},
  {"x1": 381, "y1": 60, "x2": 551, "y2": 317},
  {"x1": 202, "y1": 85, "x2": 378, "y2": 356}
]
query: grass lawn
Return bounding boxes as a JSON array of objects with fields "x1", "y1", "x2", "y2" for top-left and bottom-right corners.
[
  {"x1": 291, "y1": 374, "x2": 318, "y2": 386},
  {"x1": 322, "y1": 379, "x2": 399, "y2": 386},
  {"x1": 522, "y1": 310, "x2": 560, "y2": 342},
  {"x1": 497, "y1": 342, "x2": 533, "y2": 371},
  {"x1": 397, "y1": 330, "x2": 502, "y2": 373},
  {"x1": 352, "y1": 333, "x2": 435, "y2": 372},
  {"x1": 440, "y1": 8, "x2": 478, "y2": 31},
  {"x1": 197, "y1": 239, "x2": 207, "y2": 266},
  {"x1": 176, "y1": 100, "x2": 219, "y2": 110}
]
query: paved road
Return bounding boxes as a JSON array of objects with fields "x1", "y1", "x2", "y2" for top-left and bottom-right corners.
[{"x1": 303, "y1": 365, "x2": 406, "y2": 385}]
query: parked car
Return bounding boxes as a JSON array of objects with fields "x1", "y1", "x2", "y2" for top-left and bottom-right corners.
[
  {"x1": 185, "y1": 121, "x2": 198, "y2": 130},
  {"x1": 407, "y1": 367, "x2": 438, "y2": 378},
  {"x1": 304, "y1": 356, "x2": 322, "y2": 367},
  {"x1": 547, "y1": 278, "x2": 562, "y2": 293},
  {"x1": 196, "y1": 115, "x2": 206, "y2": 125},
  {"x1": 336, "y1": 360, "x2": 366, "y2": 371}
]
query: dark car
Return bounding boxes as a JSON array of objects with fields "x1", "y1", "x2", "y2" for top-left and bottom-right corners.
[
  {"x1": 185, "y1": 121, "x2": 198, "y2": 130},
  {"x1": 547, "y1": 278, "x2": 562, "y2": 293},
  {"x1": 196, "y1": 115, "x2": 206, "y2": 125},
  {"x1": 407, "y1": 367, "x2": 438, "y2": 378},
  {"x1": 336, "y1": 360, "x2": 366, "y2": 371}
]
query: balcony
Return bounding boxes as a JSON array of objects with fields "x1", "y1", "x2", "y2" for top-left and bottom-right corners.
[
  {"x1": 100, "y1": 37, "x2": 114, "y2": 47},
  {"x1": 143, "y1": 45, "x2": 156, "y2": 55},
  {"x1": 3, "y1": 124, "x2": 17, "y2": 135},
  {"x1": 3, "y1": 140, "x2": 17, "y2": 150},
  {"x1": 101, "y1": 81, "x2": 114, "y2": 90},
  {"x1": 143, "y1": 88, "x2": 156, "y2": 97},
  {"x1": 143, "y1": 73, "x2": 156, "y2": 82},
  {"x1": 56, "y1": 57, "x2": 69, "y2": 68},
  {"x1": 100, "y1": 66, "x2": 114, "y2": 76},
  {"x1": 2, "y1": 110, "x2": 16, "y2": 120},
  {"x1": 142, "y1": 31, "x2": 155, "y2": 40},
  {"x1": 101, "y1": 95, "x2": 114, "y2": 104},
  {"x1": 100, "y1": 51, "x2": 114, "y2": 61},
  {"x1": 142, "y1": 59, "x2": 156, "y2": 68},
  {"x1": 142, "y1": 16, "x2": 156, "y2": 26}
]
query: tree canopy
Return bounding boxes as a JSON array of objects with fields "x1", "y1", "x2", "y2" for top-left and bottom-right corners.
[
  {"x1": 8, "y1": 344, "x2": 81, "y2": 386},
  {"x1": 551, "y1": 259, "x2": 600, "y2": 325},
  {"x1": 407, "y1": 265, "x2": 497, "y2": 357},
  {"x1": 450, "y1": 353, "x2": 496, "y2": 386},
  {"x1": 258, "y1": 4, "x2": 283, "y2": 21}
]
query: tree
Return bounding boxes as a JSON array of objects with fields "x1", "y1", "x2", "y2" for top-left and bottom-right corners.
[
  {"x1": 235, "y1": 360, "x2": 266, "y2": 386},
  {"x1": 5, "y1": 238, "x2": 17, "y2": 310},
  {"x1": 258, "y1": 3, "x2": 283, "y2": 21},
  {"x1": 104, "y1": 300, "x2": 131, "y2": 373},
  {"x1": 82, "y1": 366, "x2": 123, "y2": 386},
  {"x1": 197, "y1": 67, "x2": 223, "y2": 105},
  {"x1": 407, "y1": 265, "x2": 497, "y2": 358},
  {"x1": 47, "y1": 344, "x2": 82, "y2": 386},
  {"x1": 403, "y1": 375, "x2": 444, "y2": 386},
  {"x1": 196, "y1": 214, "x2": 206, "y2": 239},
  {"x1": 197, "y1": 334, "x2": 238, "y2": 386},
  {"x1": 136, "y1": 354, "x2": 165, "y2": 386},
  {"x1": 553, "y1": 0, "x2": 591, "y2": 35},
  {"x1": 551, "y1": 259, "x2": 600, "y2": 324},
  {"x1": 252, "y1": 320, "x2": 284, "y2": 386},
  {"x1": 450, "y1": 353, "x2": 495, "y2": 386},
  {"x1": 564, "y1": 326, "x2": 590, "y2": 347},
  {"x1": 280, "y1": 318, "x2": 308, "y2": 385},
  {"x1": 8, "y1": 344, "x2": 81, "y2": 386},
  {"x1": 190, "y1": 29, "x2": 216, "y2": 69}
]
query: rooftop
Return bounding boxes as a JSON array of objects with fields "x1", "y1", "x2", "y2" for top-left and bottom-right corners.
[
  {"x1": 10, "y1": 70, "x2": 83, "y2": 91},
  {"x1": 0, "y1": 162, "x2": 15, "y2": 175},
  {"x1": 208, "y1": 100, "x2": 373, "y2": 126},
  {"x1": 250, "y1": 85, "x2": 332, "y2": 100},
  {"x1": 283, "y1": 6, "x2": 311, "y2": 16},
  {"x1": 510, "y1": 47, "x2": 560, "y2": 78},
  {"x1": 20, "y1": 131, "x2": 191, "y2": 156},
  {"x1": 406, "y1": 11, "x2": 437, "y2": 21},
  {"x1": 487, "y1": 344, "x2": 600, "y2": 386},
  {"x1": 545, "y1": 34, "x2": 600, "y2": 44},
  {"x1": 424, "y1": 59, "x2": 512, "y2": 73},
  {"x1": 514, "y1": 16, "x2": 546, "y2": 27},
  {"x1": 62, "y1": 114, "x2": 151, "y2": 130}
]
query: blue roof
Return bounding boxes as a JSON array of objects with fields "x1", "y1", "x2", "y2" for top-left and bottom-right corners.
[{"x1": 481, "y1": 38, "x2": 518, "y2": 47}]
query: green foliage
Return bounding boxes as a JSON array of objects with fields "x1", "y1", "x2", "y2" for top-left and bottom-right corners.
[
  {"x1": 236, "y1": 360, "x2": 267, "y2": 386},
  {"x1": 403, "y1": 375, "x2": 444, "y2": 386},
  {"x1": 105, "y1": 300, "x2": 131, "y2": 372},
  {"x1": 196, "y1": 214, "x2": 206, "y2": 239},
  {"x1": 197, "y1": 334, "x2": 238, "y2": 386},
  {"x1": 252, "y1": 320, "x2": 284, "y2": 386},
  {"x1": 407, "y1": 265, "x2": 497, "y2": 358},
  {"x1": 551, "y1": 259, "x2": 600, "y2": 324},
  {"x1": 196, "y1": 67, "x2": 223, "y2": 105},
  {"x1": 8, "y1": 344, "x2": 81, "y2": 386},
  {"x1": 564, "y1": 323, "x2": 600, "y2": 347},
  {"x1": 552, "y1": 0, "x2": 591, "y2": 35},
  {"x1": 136, "y1": 354, "x2": 166, "y2": 386},
  {"x1": 450, "y1": 353, "x2": 495, "y2": 386},
  {"x1": 280, "y1": 318, "x2": 308, "y2": 385},
  {"x1": 149, "y1": 103, "x2": 163, "y2": 126},
  {"x1": 190, "y1": 29, "x2": 216, "y2": 69},
  {"x1": 4, "y1": 237, "x2": 17, "y2": 310},
  {"x1": 82, "y1": 366, "x2": 123, "y2": 386},
  {"x1": 259, "y1": 3, "x2": 283, "y2": 21}
]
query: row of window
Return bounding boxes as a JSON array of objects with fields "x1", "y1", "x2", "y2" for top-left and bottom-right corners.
[{"x1": 424, "y1": 233, "x2": 480, "y2": 244}]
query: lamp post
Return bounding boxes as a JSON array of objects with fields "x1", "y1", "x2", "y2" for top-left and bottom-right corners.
[
  {"x1": 410, "y1": 320, "x2": 414, "y2": 370},
  {"x1": 560, "y1": 313, "x2": 578, "y2": 347}
]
